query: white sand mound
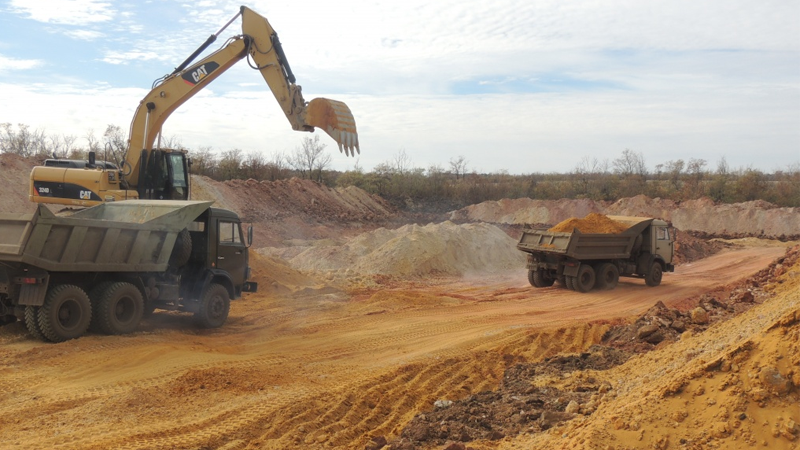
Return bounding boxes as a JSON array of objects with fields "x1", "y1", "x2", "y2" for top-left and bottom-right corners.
[{"x1": 287, "y1": 221, "x2": 526, "y2": 278}]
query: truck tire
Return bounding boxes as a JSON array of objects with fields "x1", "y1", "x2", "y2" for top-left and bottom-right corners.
[
  {"x1": 194, "y1": 283, "x2": 230, "y2": 329},
  {"x1": 24, "y1": 306, "x2": 46, "y2": 341},
  {"x1": 528, "y1": 269, "x2": 555, "y2": 288},
  {"x1": 169, "y1": 228, "x2": 192, "y2": 268},
  {"x1": 595, "y1": 263, "x2": 619, "y2": 290},
  {"x1": 95, "y1": 282, "x2": 144, "y2": 335},
  {"x1": 645, "y1": 262, "x2": 663, "y2": 287},
  {"x1": 88, "y1": 281, "x2": 114, "y2": 332},
  {"x1": 37, "y1": 284, "x2": 92, "y2": 342},
  {"x1": 574, "y1": 264, "x2": 596, "y2": 293},
  {"x1": 565, "y1": 276, "x2": 576, "y2": 290}
]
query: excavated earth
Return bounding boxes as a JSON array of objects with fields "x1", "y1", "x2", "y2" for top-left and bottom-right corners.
[{"x1": 0, "y1": 153, "x2": 798, "y2": 450}]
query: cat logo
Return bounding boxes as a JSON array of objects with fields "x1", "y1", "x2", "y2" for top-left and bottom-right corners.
[
  {"x1": 182, "y1": 61, "x2": 220, "y2": 86},
  {"x1": 80, "y1": 190, "x2": 92, "y2": 200},
  {"x1": 191, "y1": 65, "x2": 209, "y2": 83}
]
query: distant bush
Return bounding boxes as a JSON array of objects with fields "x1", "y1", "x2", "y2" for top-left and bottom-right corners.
[{"x1": 4, "y1": 123, "x2": 798, "y2": 208}]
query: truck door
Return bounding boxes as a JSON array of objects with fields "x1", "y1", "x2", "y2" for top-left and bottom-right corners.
[
  {"x1": 216, "y1": 219, "x2": 246, "y2": 293},
  {"x1": 654, "y1": 225, "x2": 674, "y2": 263}
]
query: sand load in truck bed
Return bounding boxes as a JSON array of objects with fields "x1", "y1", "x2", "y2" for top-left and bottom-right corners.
[{"x1": 548, "y1": 213, "x2": 629, "y2": 234}]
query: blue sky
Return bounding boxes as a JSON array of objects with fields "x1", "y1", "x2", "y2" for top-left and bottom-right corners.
[{"x1": 1, "y1": 0, "x2": 798, "y2": 174}]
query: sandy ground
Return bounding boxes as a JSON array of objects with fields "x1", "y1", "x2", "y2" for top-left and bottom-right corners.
[
  {"x1": 1, "y1": 154, "x2": 798, "y2": 449},
  {"x1": 0, "y1": 243, "x2": 790, "y2": 449}
]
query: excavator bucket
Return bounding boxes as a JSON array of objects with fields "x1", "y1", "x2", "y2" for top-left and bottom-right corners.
[{"x1": 305, "y1": 98, "x2": 360, "y2": 156}]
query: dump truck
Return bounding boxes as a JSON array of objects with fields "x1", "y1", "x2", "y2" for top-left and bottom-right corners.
[
  {"x1": 517, "y1": 216, "x2": 675, "y2": 292},
  {"x1": 0, "y1": 201, "x2": 257, "y2": 342}
]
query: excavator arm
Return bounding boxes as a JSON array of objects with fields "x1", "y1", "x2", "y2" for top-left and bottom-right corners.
[{"x1": 125, "y1": 5, "x2": 359, "y2": 186}]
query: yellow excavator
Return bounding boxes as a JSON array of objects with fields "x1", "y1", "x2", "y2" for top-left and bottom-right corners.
[{"x1": 30, "y1": 5, "x2": 359, "y2": 207}]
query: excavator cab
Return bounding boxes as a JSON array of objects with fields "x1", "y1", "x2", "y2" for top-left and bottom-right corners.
[{"x1": 138, "y1": 149, "x2": 190, "y2": 201}]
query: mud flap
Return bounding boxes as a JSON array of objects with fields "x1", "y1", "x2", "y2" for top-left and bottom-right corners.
[
  {"x1": 562, "y1": 263, "x2": 580, "y2": 278},
  {"x1": 16, "y1": 272, "x2": 49, "y2": 306}
]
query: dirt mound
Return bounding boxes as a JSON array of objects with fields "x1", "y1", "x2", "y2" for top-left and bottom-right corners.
[
  {"x1": 388, "y1": 345, "x2": 632, "y2": 449},
  {"x1": 279, "y1": 221, "x2": 526, "y2": 280},
  {"x1": 191, "y1": 176, "x2": 397, "y2": 246},
  {"x1": 451, "y1": 195, "x2": 800, "y2": 239},
  {"x1": 0, "y1": 153, "x2": 38, "y2": 213},
  {"x1": 387, "y1": 245, "x2": 800, "y2": 450},
  {"x1": 548, "y1": 213, "x2": 628, "y2": 234},
  {"x1": 248, "y1": 251, "x2": 340, "y2": 297},
  {"x1": 192, "y1": 176, "x2": 394, "y2": 223},
  {"x1": 672, "y1": 229, "x2": 731, "y2": 264}
]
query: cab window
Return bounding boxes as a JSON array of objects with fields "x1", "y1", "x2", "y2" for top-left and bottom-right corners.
[
  {"x1": 219, "y1": 221, "x2": 242, "y2": 245},
  {"x1": 656, "y1": 227, "x2": 670, "y2": 240}
]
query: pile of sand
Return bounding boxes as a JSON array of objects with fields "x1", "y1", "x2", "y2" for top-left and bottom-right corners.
[
  {"x1": 248, "y1": 251, "x2": 341, "y2": 297},
  {"x1": 281, "y1": 221, "x2": 526, "y2": 279},
  {"x1": 548, "y1": 213, "x2": 629, "y2": 234}
]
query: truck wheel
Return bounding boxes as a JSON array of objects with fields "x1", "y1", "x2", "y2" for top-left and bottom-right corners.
[
  {"x1": 194, "y1": 283, "x2": 230, "y2": 329},
  {"x1": 24, "y1": 306, "x2": 46, "y2": 341},
  {"x1": 169, "y1": 228, "x2": 192, "y2": 268},
  {"x1": 88, "y1": 281, "x2": 114, "y2": 332},
  {"x1": 533, "y1": 269, "x2": 555, "y2": 288},
  {"x1": 37, "y1": 284, "x2": 92, "y2": 342},
  {"x1": 565, "y1": 276, "x2": 575, "y2": 290},
  {"x1": 645, "y1": 262, "x2": 663, "y2": 287},
  {"x1": 595, "y1": 263, "x2": 619, "y2": 290},
  {"x1": 95, "y1": 282, "x2": 144, "y2": 335},
  {"x1": 528, "y1": 269, "x2": 555, "y2": 288},
  {"x1": 527, "y1": 270, "x2": 537, "y2": 287},
  {"x1": 574, "y1": 264, "x2": 596, "y2": 293}
]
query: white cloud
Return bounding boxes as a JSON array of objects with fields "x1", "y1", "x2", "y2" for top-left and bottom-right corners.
[
  {"x1": 101, "y1": 50, "x2": 169, "y2": 65},
  {"x1": 0, "y1": 54, "x2": 43, "y2": 71},
  {"x1": 61, "y1": 29, "x2": 105, "y2": 40},
  {"x1": 9, "y1": 0, "x2": 115, "y2": 25}
]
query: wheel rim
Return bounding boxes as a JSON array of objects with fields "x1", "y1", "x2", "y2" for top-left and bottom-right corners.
[
  {"x1": 603, "y1": 271, "x2": 614, "y2": 284},
  {"x1": 57, "y1": 299, "x2": 82, "y2": 330},
  {"x1": 115, "y1": 296, "x2": 136, "y2": 322},
  {"x1": 653, "y1": 267, "x2": 662, "y2": 283},
  {"x1": 209, "y1": 295, "x2": 225, "y2": 318}
]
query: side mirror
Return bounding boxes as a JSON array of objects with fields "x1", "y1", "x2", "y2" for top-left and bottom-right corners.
[
  {"x1": 247, "y1": 224, "x2": 254, "y2": 248},
  {"x1": 88, "y1": 151, "x2": 96, "y2": 167}
]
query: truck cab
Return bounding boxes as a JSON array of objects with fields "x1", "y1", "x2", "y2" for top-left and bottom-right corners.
[
  {"x1": 184, "y1": 207, "x2": 257, "y2": 304},
  {"x1": 653, "y1": 222, "x2": 675, "y2": 269}
]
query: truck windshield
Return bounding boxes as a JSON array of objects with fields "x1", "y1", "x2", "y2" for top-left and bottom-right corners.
[{"x1": 657, "y1": 227, "x2": 670, "y2": 240}]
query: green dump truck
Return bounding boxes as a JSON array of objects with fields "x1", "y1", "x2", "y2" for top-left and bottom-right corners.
[
  {"x1": 0, "y1": 200, "x2": 257, "y2": 342},
  {"x1": 517, "y1": 216, "x2": 675, "y2": 292}
]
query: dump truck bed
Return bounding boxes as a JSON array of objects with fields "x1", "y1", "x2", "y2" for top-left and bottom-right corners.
[
  {"x1": 517, "y1": 216, "x2": 654, "y2": 260},
  {"x1": 0, "y1": 200, "x2": 212, "y2": 272}
]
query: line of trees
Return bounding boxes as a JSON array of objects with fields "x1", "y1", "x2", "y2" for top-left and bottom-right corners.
[{"x1": 2, "y1": 122, "x2": 798, "y2": 209}]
